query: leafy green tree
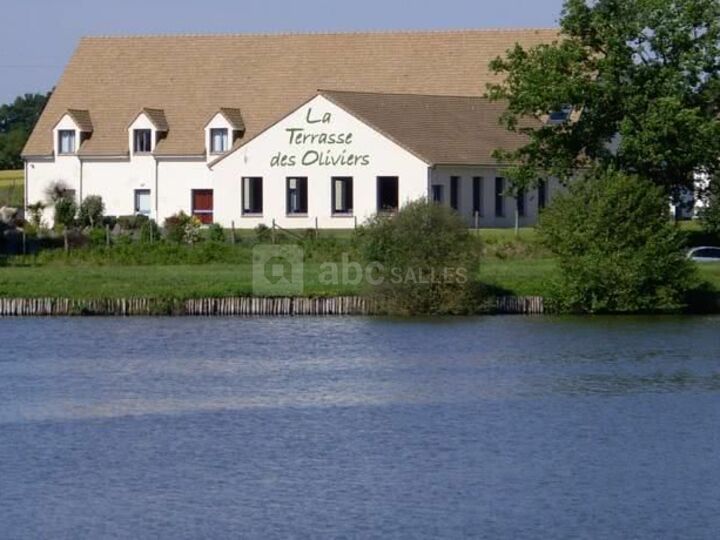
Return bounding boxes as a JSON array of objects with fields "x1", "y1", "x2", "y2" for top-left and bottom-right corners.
[
  {"x1": 539, "y1": 169, "x2": 696, "y2": 313},
  {"x1": 0, "y1": 93, "x2": 50, "y2": 170},
  {"x1": 488, "y1": 0, "x2": 720, "y2": 198},
  {"x1": 53, "y1": 197, "x2": 77, "y2": 231},
  {"x1": 78, "y1": 195, "x2": 105, "y2": 228},
  {"x1": 699, "y1": 176, "x2": 720, "y2": 236},
  {"x1": 357, "y1": 199, "x2": 483, "y2": 315}
]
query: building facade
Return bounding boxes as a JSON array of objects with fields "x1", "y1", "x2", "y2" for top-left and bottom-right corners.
[{"x1": 23, "y1": 30, "x2": 561, "y2": 229}]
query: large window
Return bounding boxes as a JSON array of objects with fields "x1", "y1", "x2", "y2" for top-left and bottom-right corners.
[
  {"x1": 377, "y1": 176, "x2": 399, "y2": 212},
  {"x1": 332, "y1": 177, "x2": 353, "y2": 215},
  {"x1": 450, "y1": 176, "x2": 460, "y2": 210},
  {"x1": 192, "y1": 189, "x2": 214, "y2": 224},
  {"x1": 472, "y1": 176, "x2": 483, "y2": 216},
  {"x1": 431, "y1": 184, "x2": 444, "y2": 203},
  {"x1": 134, "y1": 129, "x2": 152, "y2": 153},
  {"x1": 242, "y1": 177, "x2": 263, "y2": 215},
  {"x1": 58, "y1": 130, "x2": 76, "y2": 155},
  {"x1": 495, "y1": 177, "x2": 505, "y2": 217},
  {"x1": 134, "y1": 189, "x2": 151, "y2": 216},
  {"x1": 286, "y1": 177, "x2": 308, "y2": 215},
  {"x1": 210, "y1": 128, "x2": 229, "y2": 154}
]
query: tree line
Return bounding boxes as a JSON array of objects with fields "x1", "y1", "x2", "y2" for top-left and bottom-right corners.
[{"x1": 0, "y1": 92, "x2": 51, "y2": 170}]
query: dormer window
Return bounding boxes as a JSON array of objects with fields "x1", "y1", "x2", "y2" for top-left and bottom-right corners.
[
  {"x1": 548, "y1": 106, "x2": 573, "y2": 124},
  {"x1": 58, "y1": 130, "x2": 76, "y2": 155},
  {"x1": 210, "y1": 128, "x2": 229, "y2": 154},
  {"x1": 134, "y1": 129, "x2": 153, "y2": 153}
]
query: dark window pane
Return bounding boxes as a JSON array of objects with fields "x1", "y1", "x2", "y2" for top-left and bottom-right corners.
[
  {"x1": 377, "y1": 177, "x2": 399, "y2": 212},
  {"x1": 450, "y1": 176, "x2": 460, "y2": 210}
]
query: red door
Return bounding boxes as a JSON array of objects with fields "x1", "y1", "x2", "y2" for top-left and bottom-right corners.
[{"x1": 192, "y1": 189, "x2": 213, "y2": 224}]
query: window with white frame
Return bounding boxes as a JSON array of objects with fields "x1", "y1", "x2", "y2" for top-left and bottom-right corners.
[
  {"x1": 286, "y1": 177, "x2": 308, "y2": 215},
  {"x1": 58, "y1": 130, "x2": 76, "y2": 155},
  {"x1": 242, "y1": 177, "x2": 263, "y2": 215},
  {"x1": 332, "y1": 177, "x2": 353, "y2": 215},
  {"x1": 210, "y1": 128, "x2": 229, "y2": 154},
  {"x1": 133, "y1": 129, "x2": 152, "y2": 153},
  {"x1": 134, "y1": 189, "x2": 151, "y2": 216}
]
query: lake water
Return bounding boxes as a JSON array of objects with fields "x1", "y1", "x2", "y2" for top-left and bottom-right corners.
[{"x1": 1, "y1": 315, "x2": 719, "y2": 539}]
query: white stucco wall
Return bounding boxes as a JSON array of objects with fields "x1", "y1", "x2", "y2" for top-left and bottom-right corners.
[{"x1": 210, "y1": 95, "x2": 430, "y2": 229}]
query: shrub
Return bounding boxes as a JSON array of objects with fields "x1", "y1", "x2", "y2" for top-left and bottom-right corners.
[
  {"x1": 53, "y1": 197, "x2": 77, "y2": 230},
  {"x1": 139, "y1": 219, "x2": 160, "y2": 243},
  {"x1": 539, "y1": 169, "x2": 696, "y2": 313},
  {"x1": 78, "y1": 195, "x2": 105, "y2": 228},
  {"x1": 26, "y1": 201, "x2": 46, "y2": 229},
  {"x1": 255, "y1": 223, "x2": 272, "y2": 242},
  {"x1": 357, "y1": 199, "x2": 483, "y2": 315},
  {"x1": 163, "y1": 211, "x2": 201, "y2": 244},
  {"x1": 207, "y1": 223, "x2": 225, "y2": 242},
  {"x1": 117, "y1": 214, "x2": 148, "y2": 231}
]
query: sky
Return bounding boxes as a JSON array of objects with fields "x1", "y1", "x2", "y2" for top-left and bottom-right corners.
[{"x1": 0, "y1": 0, "x2": 564, "y2": 104}]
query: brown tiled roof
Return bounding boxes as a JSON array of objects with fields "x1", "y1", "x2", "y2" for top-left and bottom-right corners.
[
  {"x1": 23, "y1": 29, "x2": 558, "y2": 158},
  {"x1": 65, "y1": 109, "x2": 93, "y2": 132},
  {"x1": 218, "y1": 108, "x2": 245, "y2": 131},
  {"x1": 140, "y1": 108, "x2": 169, "y2": 131},
  {"x1": 323, "y1": 90, "x2": 537, "y2": 165}
]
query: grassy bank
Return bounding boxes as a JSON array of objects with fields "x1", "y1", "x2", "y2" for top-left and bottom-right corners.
[{"x1": 1, "y1": 226, "x2": 719, "y2": 301}]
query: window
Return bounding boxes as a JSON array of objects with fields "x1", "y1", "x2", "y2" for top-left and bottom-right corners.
[
  {"x1": 495, "y1": 177, "x2": 505, "y2": 217},
  {"x1": 242, "y1": 177, "x2": 263, "y2": 215},
  {"x1": 548, "y1": 106, "x2": 573, "y2": 124},
  {"x1": 134, "y1": 189, "x2": 151, "y2": 216},
  {"x1": 377, "y1": 176, "x2": 399, "y2": 212},
  {"x1": 134, "y1": 129, "x2": 152, "y2": 153},
  {"x1": 450, "y1": 176, "x2": 460, "y2": 210},
  {"x1": 210, "y1": 128, "x2": 229, "y2": 154},
  {"x1": 332, "y1": 177, "x2": 353, "y2": 215},
  {"x1": 431, "y1": 185, "x2": 444, "y2": 203},
  {"x1": 192, "y1": 189, "x2": 214, "y2": 224},
  {"x1": 538, "y1": 179, "x2": 547, "y2": 210},
  {"x1": 58, "y1": 130, "x2": 76, "y2": 155},
  {"x1": 517, "y1": 189, "x2": 526, "y2": 217},
  {"x1": 472, "y1": 177, "x2": 483, "y2": 215},
  {"x1": 286, "y1": 177, "x2": 308, "y2": 215}
]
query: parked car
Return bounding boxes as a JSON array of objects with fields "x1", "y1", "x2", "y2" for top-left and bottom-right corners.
[{"x1": 687, "y1": 246, "x2": 720, "y2": 262}]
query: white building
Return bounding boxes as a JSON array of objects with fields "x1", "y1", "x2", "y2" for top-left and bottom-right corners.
[{"x1": 23, "y1": 30, "x2": 561, "y2": 229}]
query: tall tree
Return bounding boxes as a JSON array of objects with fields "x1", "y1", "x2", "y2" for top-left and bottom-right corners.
[
  {"x1": 487, "y1": 0, "x2": 720, "y2": 198},
  {"x1": 0, "y1": 92, "x2": 50, "y2": 170}
]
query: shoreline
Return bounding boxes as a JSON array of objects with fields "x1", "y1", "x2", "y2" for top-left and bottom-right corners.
[{"x1": 0, "y1": 295, "x2": 545, "y2": 317}]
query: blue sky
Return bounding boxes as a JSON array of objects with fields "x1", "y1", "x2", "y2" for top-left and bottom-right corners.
[{"x1": 0, "y1": 0, "x2": 563, "y2": 104}]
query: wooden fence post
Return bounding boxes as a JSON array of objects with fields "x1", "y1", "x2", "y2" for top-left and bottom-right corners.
[
  {"x1": 271, "y1": 219, "x2": 276, "y2": 244},
  {"x1": 63, "y1": 229, "x2": 69, "y2": 253},
  {"x1": 105, "y1": 224, "x2": 110, "y2": 247},
  {"x1": 231, "y1": 220, "x2": 236, "y2": 244}
]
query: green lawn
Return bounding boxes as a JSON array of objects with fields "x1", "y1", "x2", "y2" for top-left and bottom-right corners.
[{"x1": 0, "y1": 263, "x2": 361, "y2": 299}]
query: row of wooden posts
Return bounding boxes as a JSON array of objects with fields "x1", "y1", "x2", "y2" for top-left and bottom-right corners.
[{"x1": 0, "y1": 296, "x2": 544, "y2": 317}]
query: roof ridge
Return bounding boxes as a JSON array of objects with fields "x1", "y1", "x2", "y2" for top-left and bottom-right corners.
[
  {"x1": 80, "y1": 27, "x2": 559, "y2": 40},
  {"x1": 319, "y1": 89, "x2": 496, "y2": 100}
]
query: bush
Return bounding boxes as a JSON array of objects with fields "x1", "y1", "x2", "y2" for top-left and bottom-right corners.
[
  {"x1": 26, "y1": 201, "x2": 46, "y2": 229},
  {"x1": 78, "y1": 195, "x2": 105, "y2": 228},
  {"x1": 117, "y1": 214, "x2": 148, "y2": 231},
  {"x1": 53, "y1": 197, "x2": 77, "y2": 230},
  {"x1": 255, "y1": 223, "x2": 272, "y2": 242},
  {"x1": 44, "y1": 180, "x2": 72, "y2": 204},
  {"x1": 539, "y1": 169, "x2": 696, "y2": 313},
  {"x1": 163, "y1": 211, "x2": 201, "y2": 244},
  {"x1": 357, "y1": 199, "x2": 483, "y2": 315},
  {"x1": 207, "y1": 223, "x2": 225, "y2": 242},
  {"x1": 139, "y1": 219, "x2": 160, "y2": 243}
]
